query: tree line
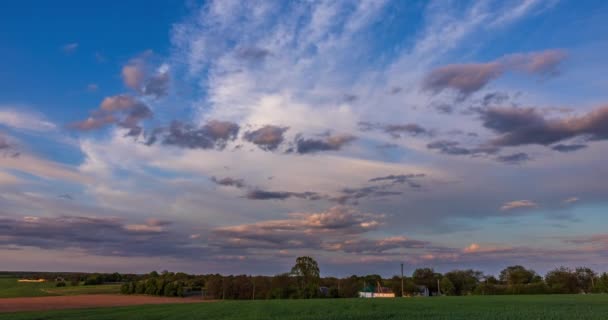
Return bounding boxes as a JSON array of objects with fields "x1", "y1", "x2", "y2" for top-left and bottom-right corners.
[{"x1": 118, "y1": 257, "x2": 608, "y2": 298}]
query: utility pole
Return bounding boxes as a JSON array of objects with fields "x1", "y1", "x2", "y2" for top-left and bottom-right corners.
[
  {"x1": 401, "y1": 263, "x2": 404, "y2": 297},
  {"x1": 252, "y1": 277, "x2": 256, "y2": 300},
  {"x1": 437, "y1": 279, "x2": 441, "y2": 296}
]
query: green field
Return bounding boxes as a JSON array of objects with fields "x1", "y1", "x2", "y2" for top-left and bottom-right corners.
[
  {"x1": 3, "y1": 295, "x2": 608, "y2": 320},
  {"x1": 0, "y1": 278, "x2": 120, "y2": 298}
]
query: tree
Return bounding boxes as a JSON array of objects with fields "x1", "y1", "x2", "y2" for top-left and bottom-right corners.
[
  {"x1": 545, "y1": 267, "x2": 579, "y2": 293},
  {"x1": 291, "y1": 256, "x2": 320, "y2": 298},
  {"x1": 444, "y1": 270, "x2": 483, "y2": 295},
  {"x1": 597, "y1": 273, "x2": 608, "y2": 293},
  {"x1": 499, "y1": 265, "x2": 537, "y2": 286},
  {"x1": 440, "y1": 277, "x2": 455, "y2": 295},
  {"x1": 412, "y1": 268, "x2": 440, "y2": 293},
  {"x1": 575, "y1": 267, "x2": 596, "y2": 293}
]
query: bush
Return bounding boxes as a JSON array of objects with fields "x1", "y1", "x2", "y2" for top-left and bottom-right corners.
[{"x1": 56, "y1": 281, "x2": 66, "y2": 287}]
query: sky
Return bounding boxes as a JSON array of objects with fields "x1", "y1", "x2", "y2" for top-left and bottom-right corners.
[{"x1": 1, "y1": 0, "x2": 608, "y2": 277}]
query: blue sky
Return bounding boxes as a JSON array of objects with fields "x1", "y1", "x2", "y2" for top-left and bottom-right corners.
[{"x1": 1, "y1": 0, "x2": 608, "y2": 277}]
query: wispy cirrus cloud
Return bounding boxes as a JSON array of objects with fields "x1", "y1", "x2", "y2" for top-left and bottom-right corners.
[
  {"x1": 0, "y1": 108, "x2": 57, "y2": 132},
  {"x1": 500, "y1": 200, "x2": 537, "y2": 211}
]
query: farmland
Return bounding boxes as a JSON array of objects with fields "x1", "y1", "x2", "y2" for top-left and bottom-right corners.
[
  {"x1": 0, "y1": 277, "x2": 120, "y2": 298},
  {"x1": 3, "y1": 295, "x2": 608, "y2": 320}
]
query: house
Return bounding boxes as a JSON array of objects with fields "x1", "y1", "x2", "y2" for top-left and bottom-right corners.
[
  {"x1": 415, "y1": 285, "x2": 429, "y2": 297},
  {"x1": 359, "y1": 282, "x2": 396, "y2": 298}
]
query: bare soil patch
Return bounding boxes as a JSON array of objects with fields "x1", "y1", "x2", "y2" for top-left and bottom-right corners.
[{"x1": 0, "y1": 294, "x2": 210, "y2": 313}]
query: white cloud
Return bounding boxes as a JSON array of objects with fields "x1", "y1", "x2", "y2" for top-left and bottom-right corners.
[
  {"x1": 500, "y1": 200, "x2": 537, "y2": 211},
  {"x1": 0, "y1": 108, "x2": 57, "y2": 132}
]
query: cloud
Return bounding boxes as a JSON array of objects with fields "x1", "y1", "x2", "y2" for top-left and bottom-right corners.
[
  {"x1": 235, "y1": 46, "x2": 271, "y2": 62},
  {"x1": 87, "y1": 84, "x2": 99, "y2": 92},
  {"x1": 551, "y1": 144, "x2": 587, "y2": 153},
  {"x1": 211, "y1": 176, "x2": 246, "y2": 189},
  {"x1": 62, "y1": 43, "x2": 78, "y2": 54},
  {"x1": 0, "y1": 215, "x2": 199, "y2": 258},
  {"x1": 563, "y1": 197, "x2": 579, "y2": 204},
  {"x1": 122, "y1": 53, "x2": 170, "y2": 98},
  {"x1": 495, "y1": 152, "x2": 531, "y2": 165},
  {"x1": 463, "y1": 243, "x2": 481, "y2": 253},
  {"x1": 426, "y1": 140, "x2": 499, "y2": 156},
  {"x1": 294, "y1": 133, "x2": 357, "y2": 154},
  {"x1": 500, "y1": 200, "x2": 537, "y2": 211},
  {"x1": 243, "y1": 125, "x2": 289, "y2": 151},
  {"x1": 423, "y1": 49, "x2": 567, "y2": 97},
  {"x1": 480, "y1": 105, "x2": 608, "y2": 148},
  {"x1": 143, "y1": 68, "x2": 170, "y2": 98},
  {"x1": 245, "y1": 189, "x2": 322, "y2": 201},
  {"x1": 368, "y1": 173, "x2": 425, "y2": 188},
  {"x1": 211, "y1": 206, "x2": 384, "y2": 251},
  {"x1": 331, "y1": 236, "x2": 428, "y2": 254},
  {"x1": 0, "y1": 109, "x2": 57, "y2": 132},
  {"x1": 124, "y1": 218, "x2": 172, "y2": 233},
  {"x1": 70, "y1": 95, "x2": 152, "y2": 136},
  {"x1": 359, "y1": 122, "x2": 432, "y2": 138},
  {"x1": 159, "y1": 120, "x2": 240, "y2": 150},
  {"x1": 423, "y1": 62, "x2": 504, "y2": 97}
]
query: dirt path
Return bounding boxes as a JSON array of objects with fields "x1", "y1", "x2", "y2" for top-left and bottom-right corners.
[{"x1": 0, "y1": 294, "x2": 210, "y2": 313}]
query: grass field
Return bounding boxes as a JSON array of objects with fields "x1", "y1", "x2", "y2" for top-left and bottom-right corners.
[
  {"x1": 0, "y1": 278, "x2": 120, "y2": 298},
  {"x1": 3, "y1": 295, "x2": 608, "y2": 320}
]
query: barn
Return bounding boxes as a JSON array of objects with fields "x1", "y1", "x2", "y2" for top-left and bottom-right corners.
[{"x1": 359, "y1": 283, "x2": 396, "y2": 298}]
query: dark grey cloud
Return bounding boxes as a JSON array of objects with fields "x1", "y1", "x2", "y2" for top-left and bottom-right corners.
[
  {"x1": 423, "y1": 62, "x2": 504, "y2": 97},
  {"x1": 122, "y1": 52, "x2": 170, "y2": 98},
  {"x1": 160, "y1": 120, "x2": 240, "y2": 150},
  {"x1": 423, "y1": 50, "x2": 567, "y2": 97},
  {"x1": 480, "y1": 105, "x2": 608, "y2": 148},
  {"x1": 294, "y1": 133, "x2": 357, "y2": 154},
  {"x1": 0, "y1": 134, "x2": 10, "y2": 150},
  {"x1": 551, "y1": 144, "x2": 587, "y2": 153},
  {"x1": 243, "y1": 125, "x2": 289, "y2": 151},
  {"x1": 359, "y1": 121, "x2": 432, "y2": 138},
  {"x1": 426, "y1": 140, "x2": 499, "y2": 156},
  {"x1": 143, "y1": 71, "x2": 170, "y2": 98},
  {"x1": 332, "y1": 186, "x2": 402, "y2": 205},
  {"x1": 0, "y1": 215, "x2": 202, "y2": 258},
  {"x1": 58, "y1": 194, "x2": 73, "y2": 200},
  {"x1": 481, "y1": 92, "x2": 511, "y2": 107},
  {"x1": 369, "y1": 173, "x2": 426, "y2": 188},
  {"x1": 70, "y1": 95, "x2": 153, "y2": 136},
  {"x1": 211, "y1": 176, "x2": 246, "y2": 189},
  {"x1": 245, "y1": 189, "x2": 322, "y2": 201},
  {"x1": 118, "y1": 102, "x2": 154, "y2": 136},
  {"x1": 389, "y1": 87, "x2": 402, "y2": 94},
  {"x1": 496, "y1": 152, "x2": 531, "y2": 165},
  {"x1": 343, "y1": 94, "x2": 358, "y2": 102},
  {"x1": 435, "y1": 104, "x2": 454, "y2": 114},
  {"x1": 236, "y1": 46, "x2": 271, "y2": 62},
  {"x1": 376, "y1": 143, "x2": 399, "y2": 149},
  {"x1": 330, "y1": 173, "x2": 427, "y2": 205},
  {"x1": 331, "y1": 237, "x2": 429, "y2": 254},
  {"x1": 427, "y1": 140, "x2": 472, "y2": 155}
]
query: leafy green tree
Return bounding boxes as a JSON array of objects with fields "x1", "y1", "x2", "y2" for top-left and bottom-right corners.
[
  {"x1": 575, "y1": 267, "x2": 596, "y2": 293},
  {"x1": 291, "y1": 256, "x2": 320, "y2": 298},
  {"x1": 499, "y1": 265, "x2": 537, "y2": 286},
  {"x1": 444, "y1": 270, "x2": 482, "y2": 295},
  {"x1": 440, "y1": 277, "x2": 455, "y2": 295},
  {"x1": 412, "y1": 268, "x2": 440, "y2": 293},
  {"x1": 545, "y1": 267, "x2": 579, "y2": 293}
]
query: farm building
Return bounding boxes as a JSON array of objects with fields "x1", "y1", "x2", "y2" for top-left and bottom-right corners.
[
  {"x1": 17, "y1": 279, "x2": 47, "y2": 283},
  {"x1": 359, "y1": 283, "x2": 395, "y2": 298}
]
